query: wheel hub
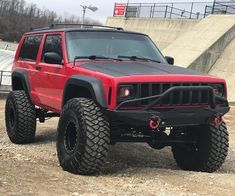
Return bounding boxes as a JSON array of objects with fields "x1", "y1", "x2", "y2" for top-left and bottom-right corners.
[{"x1": 64, "y1": 121, "x2": 78, "y2": 153}]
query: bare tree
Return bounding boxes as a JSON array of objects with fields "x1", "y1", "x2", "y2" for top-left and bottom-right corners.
[{"x1": 0, "y1": 0, "x2": 102, "y2": 42}]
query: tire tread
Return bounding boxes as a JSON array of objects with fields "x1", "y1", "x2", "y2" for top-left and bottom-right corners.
[
  {"x1": 172, "y1": 122, "x2": 229, "y2": 172},
  {"x1": 57, "y1": 98, "x2": 110, "y2": 175},
  {"x1": 5, "y1": 90, "x2": 36, "y2": 144}
]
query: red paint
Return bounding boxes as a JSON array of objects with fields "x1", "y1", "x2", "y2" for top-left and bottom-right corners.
[
  {"x1": 13, "y1": 31, "x2": 228, "y2": 113},
  {"x1": 214, "y1": 116, "x2": 223, "y2": 126},
  {"x1": 214, "y1": 116, "x2": 219, "y2": 126}
]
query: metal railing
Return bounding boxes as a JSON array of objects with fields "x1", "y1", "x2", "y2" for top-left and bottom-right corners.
[
  {"x1": 205, "y1": 1, "x2": 235, "y2": 17},
  {"x1": 0, "y1": 70, "x2": 11, "y2": 91},
  {"x1": 115, "y1": 1, "x2": 235, "y2": 19},
  {"x1": 124, "y1": 2, "x2": 213, "y2": 19}
]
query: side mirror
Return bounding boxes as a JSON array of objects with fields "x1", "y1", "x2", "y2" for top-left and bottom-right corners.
[
  {"x1": 44, "y1": 52, "x2": 62, "y2": 64},
  {"x1": 165, "y1": 56, "x2": 174, "y2": 65}
]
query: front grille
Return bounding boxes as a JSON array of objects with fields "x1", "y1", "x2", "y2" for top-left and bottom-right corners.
[{"x1": 118, "y1": 83, "x2": 223, "y2": 107}]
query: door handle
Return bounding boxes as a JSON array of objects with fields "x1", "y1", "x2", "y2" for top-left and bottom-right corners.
[{"x1": 35, "y1": 65, "x2": 42, "y2": 71}]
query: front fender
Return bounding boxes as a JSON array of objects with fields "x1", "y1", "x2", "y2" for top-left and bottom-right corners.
[
  {"x1": 12, "y1": 69, "x2": 31, "y2": 99},
  {"x1": 62, "y1": 75, "x2": 107, "y2": 108}
]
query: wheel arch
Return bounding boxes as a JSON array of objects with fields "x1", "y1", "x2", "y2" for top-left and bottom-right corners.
[
  {"x1": 12, "y1": 70, "x2": 31, "y2": 99},
  {"x1": 62, "y1": 75, "x2": 107, "y2": 108}
]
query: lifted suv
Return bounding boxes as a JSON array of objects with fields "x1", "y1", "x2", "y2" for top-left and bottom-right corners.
[{"x1": 5, "y1": 24, "x2": 229, "y2": 175}]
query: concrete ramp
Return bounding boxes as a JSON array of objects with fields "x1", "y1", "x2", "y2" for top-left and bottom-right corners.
[
  {"x1": 209, "y1": 37, "x2": 235, "y2": 102},
  {"x1": 106, "y1": 17, "x2": 198, "y2": 50},
  {"x1": 0, "y1": 41, "x2": 18, "y2": 51},
  {"x1": 163, "y1": 15, "x2": 235, "y2": 72},
  {"x1": 0, "y1": 49, "x2": 14, "y2": 72},
  {"x1": 0, "y1": 49, "x2": 15, "y2": 86}
]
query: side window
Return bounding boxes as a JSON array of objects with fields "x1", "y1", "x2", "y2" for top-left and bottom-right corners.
[
  {"x1": 19, "y1": 35, "x2": 42, "y2": 61},
  {"x1": 41, "y1": 34, "x2": 62, "y2": 62}
]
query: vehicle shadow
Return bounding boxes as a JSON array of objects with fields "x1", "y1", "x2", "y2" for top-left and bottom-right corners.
[
  {"x1": 34, "y1": 129, "x2": 180, "y2": 172},
  {"x1": 34, "y1": 129, "x2": 57, "y2": 144},
  {"x1": 32, "y1": 129, "x2": 235, "y2": 175},
  {"x1": 102, "y1": 143, "x2": 179, "y2": 175},
  {"x1": 103, "y1": 143, "x2": 235, "y2": 175}
]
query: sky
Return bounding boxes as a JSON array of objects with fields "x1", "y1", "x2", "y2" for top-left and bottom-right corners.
[{"x1": 24, "y1": 0, "x2": 212, "y2": 23}]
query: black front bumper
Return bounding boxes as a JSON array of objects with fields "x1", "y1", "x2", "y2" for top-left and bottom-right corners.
[{"x1": 107, "y1": 86, "x2": 230, "y2": 127}]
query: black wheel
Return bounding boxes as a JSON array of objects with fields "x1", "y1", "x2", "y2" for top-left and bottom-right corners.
[
  {"x1": 5, "y1": 90, "x2": 36, "y2": 144},
  {"x1": 57, "y1": 98, "x2": 110, "y2": 175},
  {"x1": 172, "y1": 122, "x2": 229, "y2": 172}
]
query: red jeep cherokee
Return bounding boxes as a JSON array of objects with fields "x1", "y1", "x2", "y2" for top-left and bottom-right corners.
[{"x1": 5, "y1": 24, "x2": 229, "y2": 175}]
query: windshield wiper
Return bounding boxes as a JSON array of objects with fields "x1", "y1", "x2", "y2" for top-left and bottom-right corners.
[
  {"x1": 118, "y1": 55, "x2": 161, "y2": 63},
  {"x1": 74, "y1": 55, "x2": 122, "y2": 61},
  {"x1": 73, "y1": 55, "x2": 122, "y2": 67}
]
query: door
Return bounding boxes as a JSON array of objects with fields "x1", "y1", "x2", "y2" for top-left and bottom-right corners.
[
  {"x1": 31, "y1": 33, "x2": 67, "y2": 112},
  {"x1": 16, "y1": 34, "x2": 43, "y2": 102}
]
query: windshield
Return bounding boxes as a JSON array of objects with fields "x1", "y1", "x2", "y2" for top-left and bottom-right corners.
[{"x1": 66, "y1": 31, "x2": 167, "y2": 63}]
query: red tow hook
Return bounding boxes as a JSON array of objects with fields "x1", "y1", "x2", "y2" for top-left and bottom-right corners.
[
  {"x1": 149, "y1": 116, "x2": 161, "y2": 129},
  {"x1": 214, "y1": 115, "x2": 222, "y2": 126}
]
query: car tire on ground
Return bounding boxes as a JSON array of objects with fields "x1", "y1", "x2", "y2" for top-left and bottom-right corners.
[
  {"x1": 172, "y1": 122, "x2": 229, "y2": 172},
  {"x1": 5, "y1": 90, "x2": 36, "y2": 144},
  {"x1": 57, "y1": 98, "x2": 110, "y2": 175}
]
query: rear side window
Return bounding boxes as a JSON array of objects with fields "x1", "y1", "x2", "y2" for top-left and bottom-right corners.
[
  {"x1": 19, "y1": 35, "x2": 43, "y2": 61},
  {"x1": 41, "y1": 34, "x2": 62, "y2": 62}
]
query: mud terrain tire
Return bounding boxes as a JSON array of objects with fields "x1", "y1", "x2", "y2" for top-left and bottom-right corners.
[
  {"x1": 5, "y1": 90, "x2": 36, "y2": 144},
  {"x1": 172, "y1": 122, "x2": 229, "y2": 172},
  {"x1": 57, "y1": 98, "x2": 110, "y2": 175}
]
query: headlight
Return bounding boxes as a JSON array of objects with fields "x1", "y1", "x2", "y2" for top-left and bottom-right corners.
[
  {"x1": 119, "y1": 85, "x2": 135, "y2": 98},
  {"x1": 210, "y1": 84, "x2": 224, "y2": 97}
]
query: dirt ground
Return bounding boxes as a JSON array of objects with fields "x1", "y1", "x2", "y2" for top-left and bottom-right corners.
[{"x1": 0, "y1": 100, "x2": 235, "y2": 196}]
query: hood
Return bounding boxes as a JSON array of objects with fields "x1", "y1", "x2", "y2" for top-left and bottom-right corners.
[{"x1": 80, "y1": 61, "x2": 206, "y2": 77}]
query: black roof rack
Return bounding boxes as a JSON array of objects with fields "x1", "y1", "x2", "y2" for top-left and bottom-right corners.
[{"x1": 30, "y1": 23, "x2": 124, "y2": 32}]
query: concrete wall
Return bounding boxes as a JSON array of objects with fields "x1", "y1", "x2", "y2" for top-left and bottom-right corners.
[
  {"x1": 209, "y1": 37, "x2": 235, "y2": 102},
  {"x1": 162, "y1": 15, "x2": 235, "y2": 102},
  {"x1": 106, "y1": 17, "x2": 198, "y2": 50},
  {"x1": 163, "y1": 15, "x2": 235, "y2": 72}
]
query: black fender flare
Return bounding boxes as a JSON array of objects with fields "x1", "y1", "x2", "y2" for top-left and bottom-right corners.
[
  {"x1": 62, "y1": 75, "x2": 107, "y2": 108},
  {"x1": 12, "y1": 69, "x2": 31, "y2": 99}
]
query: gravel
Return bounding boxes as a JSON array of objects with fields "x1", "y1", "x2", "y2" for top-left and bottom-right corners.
[{"x1": 0, "y1": 100, "x2": 235, "y2": 195}]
